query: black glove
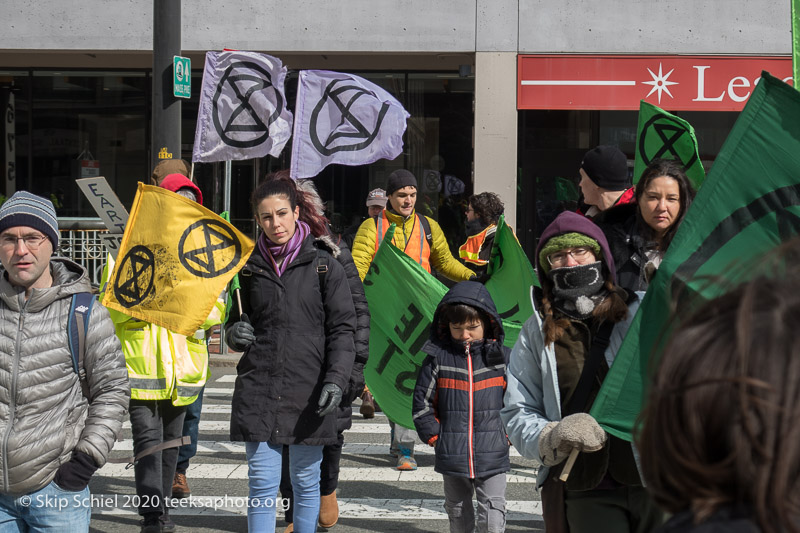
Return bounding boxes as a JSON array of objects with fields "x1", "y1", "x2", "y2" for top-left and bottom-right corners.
[
  {"x1": 470, "y1": 272, "x2": 491, "y2": 284},
  {"x1": 316, "y1": 383, "x2": 343, "y2": 417},
  {"x1": 227, "y1": 313, "x2": 255, "y2": 351},
  {"x1": 344, "y1": 363, "x2": 366, "y2": 405},
  {"x1": 54, "y1": 451, "x2": 98, "y2": 492}
]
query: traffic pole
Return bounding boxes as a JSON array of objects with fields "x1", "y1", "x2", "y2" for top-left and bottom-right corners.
[{"x1": 151, "y1": 0, "x2": 181, "y2": 170}]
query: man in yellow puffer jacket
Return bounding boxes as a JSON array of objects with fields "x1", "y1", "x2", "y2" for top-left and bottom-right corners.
[
  {"x1": 351, "y1": 169, "x2": 475, "y2": 283},
  {"x1": 351, "y1": 169, "x2": 475, "y2": 472}
]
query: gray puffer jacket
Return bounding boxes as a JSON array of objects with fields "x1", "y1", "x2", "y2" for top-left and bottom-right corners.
[{"x1": 0, "y1": 258, "x2": 130, "y2": 495}]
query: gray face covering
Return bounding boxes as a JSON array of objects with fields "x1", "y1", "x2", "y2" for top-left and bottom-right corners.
[
  {"x1": 176, "y1": 188, "x2": 197, "y2": 202},
  {"x1": 548, "y1": 261, "x2": 607, "y2": 319}
]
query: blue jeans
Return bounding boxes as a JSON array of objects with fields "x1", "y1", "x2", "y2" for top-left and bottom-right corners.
[
  {"x1": 176, "y1": 386, "x2": 204, "y2": 474},
  {"x1": 246, "y1": 442, "x2": 322, "y2": 533},
  {"x1": 0, "y1": 481, "x2": 90, "y2": 532}
]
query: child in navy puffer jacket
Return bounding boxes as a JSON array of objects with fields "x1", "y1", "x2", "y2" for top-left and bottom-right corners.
[{"x1": 413, "y1": 281, "x2": 511, "y2": 533}]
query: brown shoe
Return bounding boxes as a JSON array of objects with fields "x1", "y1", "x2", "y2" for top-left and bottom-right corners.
[
  {"x1": 172, "y1": 472, "x2": 190, "y2": 499},
  {"x1": 359, "y1": 390, "x2": 375, "y2": 419},
  {"x1": 319, "y1": 491, "x2": 339, "y2": 528},
  {"x1": 283, "y1": 524, "x2": 294, "y2": 533}
]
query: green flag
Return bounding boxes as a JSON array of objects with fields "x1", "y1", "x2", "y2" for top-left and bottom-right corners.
[
  {"x1": 591, "y1": 72, "x2": 800, "y2": 442},
  {"x1": 794, "y1": 0, "x2": 800, "y2": 88},
  {"x1": 634, "y1": 100, "x2": 705, "y2": 189},
  {"x1": 363, "y1": 224, "x2": 448, "y2": 429},
  {"x1": 484, "y1": 215, "x2": 540, "y2": 348}
]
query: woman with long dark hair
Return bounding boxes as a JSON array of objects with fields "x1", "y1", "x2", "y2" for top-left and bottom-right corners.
[
  {"x1": 225, "y1": 176, "x2": 356, "y2": 533},
  {"x1": 264, "y1": 172, "x2": 370, "y2": 532},
  {"x1": 597, "y1": 158, "x2": 696, "y2": 292}
]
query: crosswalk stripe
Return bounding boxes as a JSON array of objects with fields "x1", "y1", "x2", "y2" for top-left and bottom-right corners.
[
  {"x1": 110, "y1": 440, "x2": 524, "y2": 458},
  {"x1": 193, "y1": 404, "x2": 390, "y2": 417},
  {"x1": 88, "y1": 495, "x2": 543, "y2": 521},
  {"x1": 201, "y1": 388, "x2": 233, "y2": 396},
  {"x1": 215, "y1": 374, "x2": 237, "y2": 382},
  {"x1": 122, "y1": 421, "x2": 398, "y2": 433},
  {"x1": 96, "y1": 464, "x2": 538, "y2": 483}
]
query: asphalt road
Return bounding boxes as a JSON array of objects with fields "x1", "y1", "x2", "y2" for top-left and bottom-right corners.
[{"x1": 88, "y1": 365, "x2": 544, "y2": 532}]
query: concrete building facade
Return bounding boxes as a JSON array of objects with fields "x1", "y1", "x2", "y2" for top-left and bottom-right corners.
[{"x1": 1, "y1": 0, "x2": 792, "y2": 255}]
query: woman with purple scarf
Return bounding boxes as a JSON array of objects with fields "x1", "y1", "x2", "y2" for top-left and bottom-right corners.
[{"x1": 225, "y1": 177, "x2": 357, "y2": 533}]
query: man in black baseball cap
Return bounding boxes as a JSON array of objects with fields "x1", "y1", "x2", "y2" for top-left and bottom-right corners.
[
  {"x1": 578, "y1": 145, "x2": 634, "y2": 218},
  {"x1": 350, "y1": 168, "x2": 475, "y2": 472}
]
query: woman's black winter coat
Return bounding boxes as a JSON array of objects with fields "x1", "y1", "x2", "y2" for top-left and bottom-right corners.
[
  {"x1": 595, "y1": 203, "x2": 652, "y2": 293},
  {"x1": 227, "y1": 235, "x2": 356, "y2": 446}
]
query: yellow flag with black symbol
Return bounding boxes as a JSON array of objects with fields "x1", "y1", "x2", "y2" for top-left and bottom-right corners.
[{"x1": 101, "y1": 183, "x2": 254, "y2": 336}]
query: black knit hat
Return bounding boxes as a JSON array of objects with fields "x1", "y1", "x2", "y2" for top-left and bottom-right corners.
[
  {"x1": 580, "y1": 146, "x2": 631, "y2": 191},
  {"x1": 386, "y1": 169, "x2": 418, "y2": 195},
  {"x1": 0, "y1": 191, "x2": 59, "y2": 248}
]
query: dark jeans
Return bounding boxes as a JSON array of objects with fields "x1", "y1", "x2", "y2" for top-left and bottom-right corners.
[
  {"x1": 176, "y1": 386, "x2": 204, "y2": 474},
  {"x1": 565, "y1": 485, "x2": 664, "y2": 533},
  {"x1": 280, "y1": 432, "x2": 344, "y2": 523},
  {"x1": 129, "y1": 399, "x2": 187, "y2": 517}
]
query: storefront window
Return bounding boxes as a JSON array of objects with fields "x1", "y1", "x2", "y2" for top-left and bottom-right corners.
[
  {"x1": 0, "y1": 71, "x2": 29, "y2": 203},
  {"x1": 5, "y1": 66, "x2": 475, "y2": 256},
  {"x1": 518, "y1": 109, "x2": 738, "y2": 258},
  {"x1": 205, "y1": 71, "x2": 475, "y2": 251},
  {"x1": 28, "y1": 71, "x2": 148, "y2": 216}
]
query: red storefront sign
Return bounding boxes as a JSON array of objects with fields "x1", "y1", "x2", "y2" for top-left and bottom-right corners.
[{"x1": 518, "y1": 55, "x2": 792, "y2": 111}]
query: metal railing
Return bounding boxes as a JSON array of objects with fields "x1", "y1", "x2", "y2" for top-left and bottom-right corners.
[{"x1": 57, "y1": 218, "x2": 110, "y2": 288}]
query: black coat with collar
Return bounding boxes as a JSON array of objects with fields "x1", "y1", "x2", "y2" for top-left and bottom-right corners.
[
  {"x1": 228, "y1": 235, "x2": 356, "y2": 445},
  {"x1": 594, "y1": 203, "x2": 652, "y2": 293}
]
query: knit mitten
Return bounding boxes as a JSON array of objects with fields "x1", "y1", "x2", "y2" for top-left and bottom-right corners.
[{"x1": 538, "y1": 413, "x2": 607, "y2": 466}]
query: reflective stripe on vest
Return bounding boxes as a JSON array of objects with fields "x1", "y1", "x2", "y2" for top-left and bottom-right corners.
[
  {"x1": 459, "y1": 225, "x2": 496, "y2": 265},
  {"x1": 375, "y1": 212, "x2": 431, "y2": 273}
]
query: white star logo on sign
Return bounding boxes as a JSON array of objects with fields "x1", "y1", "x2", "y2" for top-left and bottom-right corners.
[{"x1": 642, "y1": 63, "x2": 679, "y2": 104}]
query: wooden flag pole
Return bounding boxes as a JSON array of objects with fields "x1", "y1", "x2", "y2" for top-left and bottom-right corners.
[{"x1": 559, "y1": 448, "x2": 580, "y2": 482}]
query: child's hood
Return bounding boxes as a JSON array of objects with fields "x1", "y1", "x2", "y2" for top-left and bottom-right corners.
[{"x1": 429, "y1": 281, "x2": 505, "y2": 346}]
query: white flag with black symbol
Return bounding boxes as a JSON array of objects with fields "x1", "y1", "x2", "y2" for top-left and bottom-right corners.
[
  {"x1": 192, "y1": 51, "x2": 293, "y2": 163},
  {"x1": 290, "y1": 70, "x2": 410, "y2": 179}
]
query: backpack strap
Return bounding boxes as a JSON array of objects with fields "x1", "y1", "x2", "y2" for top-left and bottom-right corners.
[
  {"x1": 316, "y1": 249, "x2": 329, "y2": 295},
  {"x1": 373, "y1": 215, "x2": 383, "y2": 247},
  {"x1": 68, "y1": 292, "x2": 96, "y2": 399},
  {"x1": 106, "y1": 436, "x2": 192, "y2": 466},
  {"x1": 417, "y1": 214, "x2": 433, "y2": 249}
]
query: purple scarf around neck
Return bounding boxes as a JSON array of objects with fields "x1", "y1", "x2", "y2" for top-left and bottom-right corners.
[{"x1": 258, "y1": 220, "x2": 310, "y2": 276}]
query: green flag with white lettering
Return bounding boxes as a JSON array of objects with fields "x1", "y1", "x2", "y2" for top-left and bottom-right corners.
[
  {"x1": 363, "y1": 224, "x2": 448, "y2": 429},
  {"x1": 634, "y1": 100, "x2": 705, "y2": 189},
  {"x1": 591, "y1": 72, "x2": 800, "y2": 442},
  {"x1": 794, "y1": 0, "x2": 800, "y2": 88},
  {"x1": 485, "y1": 215, "x2": 540, "y2": 349}
]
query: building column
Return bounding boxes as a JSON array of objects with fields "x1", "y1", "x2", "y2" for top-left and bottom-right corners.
[{"x1": 474, "y1": 51, "x2": 518, "y2": 229}]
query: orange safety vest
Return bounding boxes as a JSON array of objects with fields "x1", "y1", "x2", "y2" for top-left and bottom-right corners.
[
  {"x1": 459, "y1": 225, "x2": 496, "y2": 266},
  {"x1": 375, "y1": 212, "x2": 432, "y2": 273}
]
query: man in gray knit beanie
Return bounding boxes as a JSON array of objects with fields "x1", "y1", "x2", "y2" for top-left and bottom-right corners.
[
  {"x1": 0, "y1": 190, "x2": 129, "y2": 530},
  {"x1": 0, "y1": 191, "x2": 60, "y2": 248},
  {"x1": 0, "y1": 191, "x2": 60, "y2": 295}
]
